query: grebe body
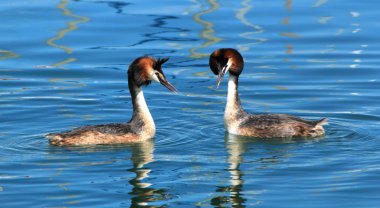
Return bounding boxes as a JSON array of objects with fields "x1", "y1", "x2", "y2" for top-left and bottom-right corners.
[
  {"x1": 47, "y1": 56, "x2": 177, "y2": 146},
  {"x1": 210, "y1": 48, "x2": 327, "y2": 138}
]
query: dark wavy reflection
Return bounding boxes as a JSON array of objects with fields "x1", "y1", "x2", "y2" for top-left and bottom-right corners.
[
  {"x1": 85, "y1": 1, "x2": 130, "y2": 14},
  {"x1": 73, "y1": 0, "x2": 130, "y2": 14},
  {"x1": 129, "y1": 15, "x2": 196, "y2": 50},
  {"x1": 128, "y1": 139, "x2": 170, "y2": 207}
]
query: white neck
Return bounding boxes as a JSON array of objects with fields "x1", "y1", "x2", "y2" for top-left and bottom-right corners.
[
  {"x1": 224, "y1": 74, "x2": 243, "y2": 134},
  {"x1": 134, "y1": 88, "x2": 152, "y2": 119},
  {"x1": 130, "y1": 82, "x2": 155, "y2": 136},
  {"x1": 226, "y1": 75, "x2": 239, "y2": 111}
]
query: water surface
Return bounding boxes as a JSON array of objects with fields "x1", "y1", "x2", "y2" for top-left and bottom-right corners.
[{"x1": 1, "y1": 0, "x2": 379, "y2": 207}]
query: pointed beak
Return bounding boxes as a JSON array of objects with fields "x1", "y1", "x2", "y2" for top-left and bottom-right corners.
[
  {"x1": 216, "y1": 64, "x2": 228, "y2": 89},
  {"x1": 158, "y1": 75, "x2": 178, "y2": 93}
]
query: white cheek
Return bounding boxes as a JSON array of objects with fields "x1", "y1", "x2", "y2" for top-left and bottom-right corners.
[
  {"x1": 226, "y1": 59, "x2": 232, "y2": 72},
  {"x1": 150, "y1": 71, "x2": 160, "y2": 83}
]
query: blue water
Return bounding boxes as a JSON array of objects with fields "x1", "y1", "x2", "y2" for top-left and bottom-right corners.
[{"x1": 1, "y1": 0, "x2": 379, "y2": 207}]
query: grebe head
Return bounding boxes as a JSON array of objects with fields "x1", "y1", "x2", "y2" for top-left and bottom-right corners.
[
  {"x1": 129, "y1": 56, "x2": 177, "y2": 92},
  {"x1": 209, "y1": 48, "x2": 244, "y2": 88}
]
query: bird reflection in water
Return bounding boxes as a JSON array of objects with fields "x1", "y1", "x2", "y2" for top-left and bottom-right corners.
[
  {"x1": 48, "y1": 139, "x2": 169, "y2": 207},
  {"x1": 211, "y1": 133, "x2": 298, "y2": 207},
  {"x1": 211, "y1": 132, "x2": 321, "y2": 207},
  {"x1": 128, "y1": 139, "x2": 170, "y2": 208},
  {"x1": 211, "y1": 133, "x2": 248, "y2": 207}
]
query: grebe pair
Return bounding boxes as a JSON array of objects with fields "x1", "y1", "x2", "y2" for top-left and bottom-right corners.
[{"x1": 47, "y1": 48, "x2": 327, "y2": 146}]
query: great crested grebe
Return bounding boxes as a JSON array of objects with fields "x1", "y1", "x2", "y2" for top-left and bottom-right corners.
[
  {"x1": 209, "y1": 48, "x2": 327, "y2": 138},
  {"x1": 47, "y1": 56, "x2": 177, "y2": 146}
]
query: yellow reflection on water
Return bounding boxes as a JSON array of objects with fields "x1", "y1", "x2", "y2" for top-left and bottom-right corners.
[
  {"x1": 51, "y1": 58, "x2": 77, "y2": 67},
  {"x1": 281, "y1": 0, "x2": 300, "y2": 71},
  {"x1": 235, "y1": 0, "x2": 264, "y2": 34},
  {"x1": 47, "y1": 0, "x2": 89, "y2": 67},
  {"x1": 189, "y1": 0, "x2": 222, "y2": 58},
  {"x1": 280, "y1": 32, "x2": 301, "y2": 38},
  {"x1": 0, "y1": 50, "x2": 19, "y2": 60},
  {"x1": 44, "y1": 0, "x2": 90, "y2": 119},
  {"x1": 236, "y1": 0, "x2": 266, "y2": 51},
  {"x1": 47, "y1": 0, "x2": 89, "y2": 54}
]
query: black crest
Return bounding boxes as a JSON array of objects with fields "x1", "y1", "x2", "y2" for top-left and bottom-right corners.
[{"x1": 154, "y1": 57, "x2": 169, "y2": 72}]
